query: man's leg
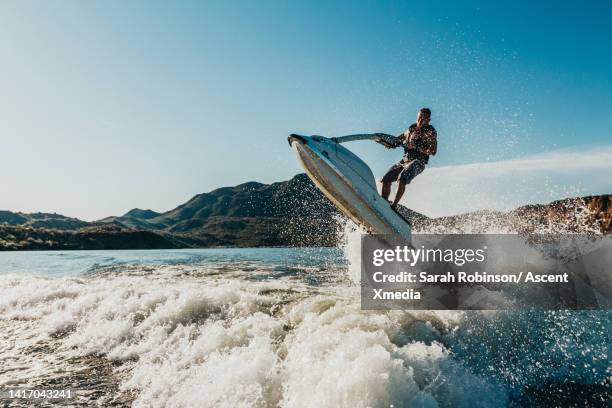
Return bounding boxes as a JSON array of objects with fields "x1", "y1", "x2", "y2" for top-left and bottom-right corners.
[
  {"x1": 381, "y1": 182, "x2": 392, "y2": 200},
  {"x1": 391, "y1": 182, "x2": 406, "y2": 206},
  {"x1": 381, "y1": 163, "x2": 403, "y2": 201},
  {"x1": 393, "y1": 159, "x2": 426, "y2": 207}
]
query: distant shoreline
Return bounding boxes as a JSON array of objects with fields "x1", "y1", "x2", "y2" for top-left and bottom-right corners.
[
  {"x1": 0, "y1": 243, "x2": 338, "y2": 253},
  {"x1": 2, "y1": 175, "x2": 609, "y2": 252}
]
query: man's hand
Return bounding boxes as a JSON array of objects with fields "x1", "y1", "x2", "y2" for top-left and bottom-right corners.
[
  {"x1": 375, "y1": 139, "x2": 393, "y2": 148},
  {"x1": 374, "y1": 133, "x2": 401, "y2": 149}
]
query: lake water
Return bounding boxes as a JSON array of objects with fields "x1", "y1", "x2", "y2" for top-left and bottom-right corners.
[
  {"x1": 0, "y1": 245, "x2": 609, "y2": 407},
  {"x1": 0, "y1": 247, "x2": 345, "y2": 278}
]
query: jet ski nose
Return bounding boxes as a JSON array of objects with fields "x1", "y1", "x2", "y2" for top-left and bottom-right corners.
[{"x1": 288, "y1": 134, "x2": 308, "y2": 146}]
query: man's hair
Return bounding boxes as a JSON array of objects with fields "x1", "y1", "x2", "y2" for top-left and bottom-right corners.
[{"x1": 420, "y1": 108, "x2": 431, "y2": 116}]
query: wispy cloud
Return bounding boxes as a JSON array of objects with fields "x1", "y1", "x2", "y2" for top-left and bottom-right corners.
[{"x1": 398, "y1": 145, "x2": 612, "y2": 217}]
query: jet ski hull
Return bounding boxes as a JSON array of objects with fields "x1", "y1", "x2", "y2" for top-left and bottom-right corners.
[{"x1": 288, "y1": 135, "x2": 411, "y2": 240}]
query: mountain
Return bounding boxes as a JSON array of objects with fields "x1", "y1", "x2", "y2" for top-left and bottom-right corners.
[
  {"x1": 98, "y1": 208, "x2": 164, "y2": 230},
  {"x1": 510, "y1": 194, "x2": 611, "y2": 233},
  {"x1": 1, "y1": 175, "x2": 610, "y2": 251},
  {"x1": 0, "y1": 211, "x2": 89, "y2": 230},
  {"x1": 100, "y1": 174, "x2": 342, "y2": 247},
  {"x1": 123, "y1": 208, "x2": 161, "y2": 220},
  {"x1": 0, "y1": 174, "x2": 343, "y2": 250},
  {"x1": 0, "y1": 224, "x2": 183, "y2": 251},
  {"x1": 412, "y1": 194, "x2": 611, "y2": 234}
]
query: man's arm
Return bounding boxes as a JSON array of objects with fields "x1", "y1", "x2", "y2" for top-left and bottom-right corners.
[
  {"x1": 331, "y1": 132, "x2": 403, "y2": 148},
  {"x1": 331, "y1": 133, "x2": 400, "y2": 147},
  {"x1": 374, "y1": 133, "x2": 402, "y2": 148}
]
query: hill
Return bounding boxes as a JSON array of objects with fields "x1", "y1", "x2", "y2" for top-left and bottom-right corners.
[
  {"x1": 100, "y1": 174, "x2": 342, "y2": 246},
  {"x1": 412, "y1": 195, "x2": 611, "y2": 234},
  {"x1": 1, "y1": 174, "x2": 610, "y2": 250},
  {"x1": 0, "y1": 211, "x2": 89, "y2": 230},
  {"x1": 0, "y1": 224, "x2": 184, "y2": 251}
]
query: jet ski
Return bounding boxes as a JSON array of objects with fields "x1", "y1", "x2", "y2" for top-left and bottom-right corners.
[{"x1": 288, "y1": 133, "x2": 411, "y2": 240}]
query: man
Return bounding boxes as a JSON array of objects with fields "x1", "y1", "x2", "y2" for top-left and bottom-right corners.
[{"x1": 379, "y1": 108, "x2": 437, "y2": 208}]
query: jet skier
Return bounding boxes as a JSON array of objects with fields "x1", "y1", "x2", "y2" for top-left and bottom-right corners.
[{"x1": 377, "y1": 108, "x2": 437, "y2": 208}]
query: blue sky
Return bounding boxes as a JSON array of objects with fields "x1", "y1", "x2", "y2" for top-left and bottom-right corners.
[{"x1": 1, "y1": 1, "x2": 611, "y2": 219}]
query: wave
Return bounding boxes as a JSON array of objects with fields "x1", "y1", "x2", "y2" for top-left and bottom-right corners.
[
  {"x1": 0, "y1": 210, "x2": 609, "y2": 407},
  {"x1": 1, "y1": 254, "x2": 609, "y2": 407}
]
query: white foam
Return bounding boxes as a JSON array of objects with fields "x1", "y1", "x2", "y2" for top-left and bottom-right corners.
[
  {"x1": 0, "y1": 266, "x2": 509, "y2": 407},
  {"x1": 336, "y1": 218, "x2": 365, "y2": 284}
]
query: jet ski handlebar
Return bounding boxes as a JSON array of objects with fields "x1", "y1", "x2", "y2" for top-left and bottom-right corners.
[{"x1": 332, "y1": 133, "x2": 400, "y2": 148}]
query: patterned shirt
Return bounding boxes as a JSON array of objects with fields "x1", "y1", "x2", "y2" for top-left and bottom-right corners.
[{"x1": 400, "y1": 123, "x2": 437, "y2": 163}]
